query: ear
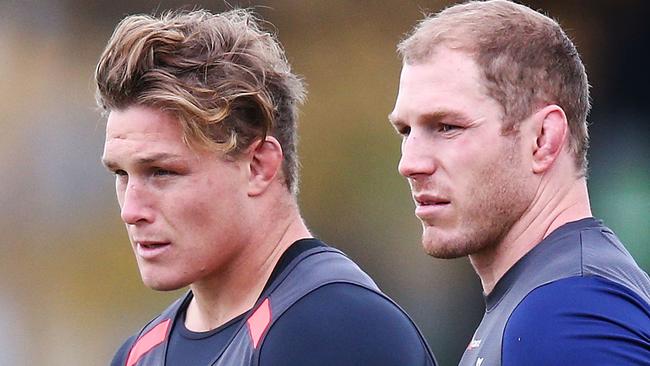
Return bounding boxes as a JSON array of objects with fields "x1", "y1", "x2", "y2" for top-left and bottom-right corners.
[
  {"x1": 246, "y1": 136, "x2": 284, "y2": 196},
  {"x1": 531, "y1": 105, "x2": 568, "y2": 174}
]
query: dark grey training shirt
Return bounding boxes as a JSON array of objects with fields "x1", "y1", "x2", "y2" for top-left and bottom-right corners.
[{"x1": 459, "y1": 218, "x2": 650, "y2": 366}]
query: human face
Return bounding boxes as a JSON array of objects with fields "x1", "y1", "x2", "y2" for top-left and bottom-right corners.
[
  {"x1": 102, "y1": 106, "x2": 251, "y2": 291},
  {"x1": 389, "y1": 49, "x2": 534, "y2": 259}
]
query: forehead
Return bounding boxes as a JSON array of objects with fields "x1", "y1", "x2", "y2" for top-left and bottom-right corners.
[
  {"x1": 390, "y1": 49, "x2": 493, "y2": 123},
  {"x1": 102, "y1": 105, "x2": 195, "y2": 162},
  {"x1": 105, "y1": 106, "x2": 183, "y2": 141}
]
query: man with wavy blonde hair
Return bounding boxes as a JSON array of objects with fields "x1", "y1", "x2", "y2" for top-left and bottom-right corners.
[
  {"x1": 97, "y1": 8, "x2": 436, "y2": 366},
  {"x1": 389, "y1": 0, "x2": 650, "y2": 365}
]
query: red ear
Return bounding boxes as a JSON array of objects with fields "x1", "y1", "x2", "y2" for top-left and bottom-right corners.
[
  {"x1": 247, "y1": 136, "x2": 284, "y2": 196},
  {"x1": 532, "y1": 105, "x2": 568, "y2": 174}
]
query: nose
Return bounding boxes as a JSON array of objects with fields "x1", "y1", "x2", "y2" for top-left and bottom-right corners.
[
  {"x1": 398, "y1": 134, "x2": 436, "y2": 178},
  {"x1": 119, "y1": 180, "x2": 153, "y2": 225}
]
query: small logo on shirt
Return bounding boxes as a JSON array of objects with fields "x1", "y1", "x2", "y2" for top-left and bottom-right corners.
[
  {"x1": 467, "y1": 338, "x2": 481, "y2": 350},
  {"x1": 475, "y1": 357, "x2": 484, "y2": 366}
]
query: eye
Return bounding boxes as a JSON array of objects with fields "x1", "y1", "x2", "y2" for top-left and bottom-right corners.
[
  {"x1": 152, "y1": 168, "x2": 176, "y2": 176},
  {"x1": 397, "y1": 125, "x2": 411, "y2": 136},
  {"x1": 112, "y1": 169, "x2": 128, "y2": 185},
  {"x1": 439, "y1": 124, "x2": 460, "y2": 133}
]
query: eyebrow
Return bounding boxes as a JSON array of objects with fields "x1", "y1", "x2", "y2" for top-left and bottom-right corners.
[
  {"x1": 388, "y1": 109, "x2": 471, "y2": 125},
  {"x1": 101, "y1": 152, "x2": 184, "y2": 170}
]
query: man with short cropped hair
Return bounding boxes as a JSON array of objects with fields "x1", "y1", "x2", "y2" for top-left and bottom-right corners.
[
  {"x1": 389, "y1": 1, "x2": 650, "y2": 365},
  {"x1": 97, "y1": 9, "x2": 437, "y2": 366}
]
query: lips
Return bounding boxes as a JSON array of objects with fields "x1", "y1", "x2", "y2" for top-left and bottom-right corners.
[
  {"x1": 138, "y1": 241, "x2": 169, "y2": 249},
  {"x1": 134, "y1": 240, "x2": 171, "y2": 259},
  {"x1": 413, "y1": 194, "x2": 450, "y2": 219},
  {"x1": 414, "y1": 194, "x2": 450, "y2": 206}
]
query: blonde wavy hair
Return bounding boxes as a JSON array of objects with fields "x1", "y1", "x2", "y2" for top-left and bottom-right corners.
[{"x1": 95, "y1": 9, "x2": 306, "y2": 193}]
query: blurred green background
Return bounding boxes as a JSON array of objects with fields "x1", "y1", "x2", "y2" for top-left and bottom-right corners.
[{"x1": 0, "y1": 1, "x2": 647, "y2": 365}]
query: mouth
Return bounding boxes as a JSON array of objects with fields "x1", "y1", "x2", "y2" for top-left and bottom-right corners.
[
  {"x1": 138, "y1": 241, "x2": 169, "y2": 249},
  {"x1": 414, "y1": 194, "x2": 450, "y2": 206},
  {"x1": 134, "y1": 240, "x2": 171, "y2": 259},
  {"x1": 413, "y1": 194, "x2": 451, "y2": 219}
]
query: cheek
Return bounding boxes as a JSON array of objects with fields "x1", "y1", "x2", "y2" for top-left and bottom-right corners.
[
  {"x1": 452, "y1": 150, "x2": 505, "y2": 208},
  {"x1": 168, "y1": 167, "x2": 248, "y2": 239},
  {"x1": 179, "y1": 203, "x2": 209, "y2": 227},
  {"x1": 470, "y1": 149, "x2": 527, "y2": 206},
  {"x1": 176, "y1": 198, "x2": 215, "y2": 232},
  {"x1": 446, "y1": 148, "x2": 484, "y2": 187},
  {"x1": 172, "y1": 185, "x2": 242, "y2": 236}
]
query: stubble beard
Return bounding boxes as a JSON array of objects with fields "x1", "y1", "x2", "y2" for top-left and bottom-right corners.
[{"x1": 421, "y1": 141, "x2": 531, "y2": 259}]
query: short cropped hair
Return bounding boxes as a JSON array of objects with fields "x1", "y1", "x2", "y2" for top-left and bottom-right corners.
[
  {"x1": 399, "y1": 0, "x2": 590, "y2": 175},
  {"x1": 95, "y1": 9, "x2": 306, "y2": 193}
]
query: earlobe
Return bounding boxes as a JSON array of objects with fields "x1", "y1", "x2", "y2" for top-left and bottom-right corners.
[
  {"x1": 532, "y1": 105, "x2": 568, "y2": 174},
  {"x1": 247, "y1": 136, "x2": 284, "y2": 196}
]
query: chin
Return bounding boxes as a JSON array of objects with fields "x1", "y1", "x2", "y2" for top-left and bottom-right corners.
[
  {"x1": 421, "y1": 226, "x2": 485, "y2": 259},
  {"x1": 140, "y1": 272, "x2": 188, "y2": 292},
  {"x1": 146, "y1": 282, "x2": 185, "y2": 292},
  {"x1": 422, "y1": 241, "x2": 468, "y2": 259}
]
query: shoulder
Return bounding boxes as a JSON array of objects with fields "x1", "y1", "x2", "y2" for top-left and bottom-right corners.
[
  {"x1": 259, "y1": 283, "x2": 434, "y2": 366},
  {"x1": 110, "y1": 334, "x2": 137, "y2": 366},
  {"x1": 503, "y1": 275, "x2": 650, "y2": 366},
  {"x1": 109, "y1": 298, "x2": 184, "y2": 366}
]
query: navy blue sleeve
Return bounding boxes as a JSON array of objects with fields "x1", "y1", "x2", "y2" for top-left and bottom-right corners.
[
  {"x1": 110, "y1": 335, "x2": 136, "y2": 366},
  {"x1": 503, "y1": 276, "x2": 650, "y2": 365},
  {"x1": 258, "y1": 283, "x2": 434, "y2": 366}
]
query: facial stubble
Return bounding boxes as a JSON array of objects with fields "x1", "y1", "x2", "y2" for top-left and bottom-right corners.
[{"x1": 421, "y1": 137, "x2": 532, "y2": 259}]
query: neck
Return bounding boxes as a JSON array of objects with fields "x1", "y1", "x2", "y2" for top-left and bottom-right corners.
[
  {"x1": 469, "y1": 175, "x2": 591, "y2": 295},
  {"x1": 185, "y1": 197, "x2": 311, "y2": 331}
]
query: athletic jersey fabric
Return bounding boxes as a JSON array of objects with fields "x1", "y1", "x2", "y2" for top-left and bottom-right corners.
[
  {"x1": 111, "y1": 239, "x2": 437, "y2": 366},
  {"x1": 459, "y1": 218, "x2": 650, "y2": 366}
]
